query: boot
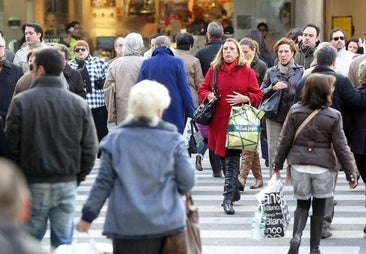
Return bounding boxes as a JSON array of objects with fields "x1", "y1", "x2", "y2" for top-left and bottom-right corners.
[
  {"x1": 238, "y1": 151, "x2": 252, "y2": 189},
  {"x1": 222, "y1": 156, "x2": 240, "y2": 214},
  {"x1": 288, "y1": 208, "x2": 308, "y2": 254},
  {"x1": 249, "y1": 152, "x2": 263, "y2": 189},
  {"x1": 310, "y1": 216, "x2": 324, "y2": 254}
]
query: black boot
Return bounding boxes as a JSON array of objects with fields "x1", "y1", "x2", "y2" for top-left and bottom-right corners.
[
  {"x1": 310, "y1": 216, "x2": 323, "y2": 254},
  {"x1": 222, "y1": 156, "x2": 240, "y2": 214},
  {"x1": 288, "y1": 208, "x2": 308, "y2": 254}
]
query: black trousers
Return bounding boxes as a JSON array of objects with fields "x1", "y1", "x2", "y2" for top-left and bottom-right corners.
[{"x1": 91, "y1": 106, "x2": 108, "y2": 142}]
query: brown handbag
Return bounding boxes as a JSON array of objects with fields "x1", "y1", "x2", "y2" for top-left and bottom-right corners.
[{"x1": 162, "y1": 193, "x2": 202, "y2": 254}]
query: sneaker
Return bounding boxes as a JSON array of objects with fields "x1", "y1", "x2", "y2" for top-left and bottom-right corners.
[
  {"x1": 195, "y1": 155, "x2": 203, "y2": 171},
  {"x1": 321, "y1": 228, "x2": 332, "y2": 239}
]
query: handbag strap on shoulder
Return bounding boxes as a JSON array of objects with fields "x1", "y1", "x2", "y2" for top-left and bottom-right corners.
[
  {"x1": 293, "y1": 109, "x2": 321, "y2": 145},
  {"x1": 212, "y1": 68, "x2": 217, "y2": 93}
]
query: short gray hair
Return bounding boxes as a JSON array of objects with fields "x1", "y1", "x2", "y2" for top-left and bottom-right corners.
[
  {"x1": 315, "y1": 43, "x2": 337, "y2": 66},
  {"x1": 207, "y1": 21, "x2": 224, "y2": 38},
  {"x1": 126, "y1": 80, "x2": 171, "y2": 126},
  {"x1": 123, "y1": 32, "x2": 144, "y2": 56},
  {"x1": 154, "y1": 36, "x2": 171, "y2": 48}
]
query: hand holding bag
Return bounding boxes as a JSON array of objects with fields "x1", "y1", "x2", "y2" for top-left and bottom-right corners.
[
  {"x1": 258, "y1": 90, "x2": 283, "y2": 118},
  {"x1": 193, "y1": 69, "x2": 218, "y2": 125},
  {"x1": 226, "y1": 105, "x2": 264, "y2": 151}
]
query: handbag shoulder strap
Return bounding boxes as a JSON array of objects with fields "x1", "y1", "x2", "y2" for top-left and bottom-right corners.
[
  {"x1": 293, "y1": 109, "x2": 321, "y2": 145},
  {"x1": 212, "y1": 68, "x2": 217, "y2": 93}
]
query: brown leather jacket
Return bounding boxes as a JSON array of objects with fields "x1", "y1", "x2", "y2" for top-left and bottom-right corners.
[{"x1": 273, "y1": 103, "x2": 356, "y2": 179}]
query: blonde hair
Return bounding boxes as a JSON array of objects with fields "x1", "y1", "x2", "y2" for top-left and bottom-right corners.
[
  {"x1": 126, "y1": 80, "x2": 171, "y2": 126},
  {"x1": 211, "y1": 38, "x2": 247, "y2": 69}
]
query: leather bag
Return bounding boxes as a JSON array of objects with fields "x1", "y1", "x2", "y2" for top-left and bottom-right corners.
[
  {"x1": 188, "y1": 120, "x2": 204, "y2": 154},
  {"x1": 258, "y1": 90, "x2": 283, "y2": 118},
  {"x1": 193, "y1": 69, "x2": 218, "y2": 125},
  {"x1": 162, "y1": 193, "x2": 202, "y2": 254}
]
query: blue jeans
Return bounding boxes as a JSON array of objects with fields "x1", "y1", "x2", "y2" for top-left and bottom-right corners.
[{"x1": 27, "y1": 181, "x2": 77, "y2": 248}]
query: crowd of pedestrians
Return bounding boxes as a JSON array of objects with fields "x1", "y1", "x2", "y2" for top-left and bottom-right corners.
[{"x1": 0, "y1": 17, "x2": 365, "y2": 254}]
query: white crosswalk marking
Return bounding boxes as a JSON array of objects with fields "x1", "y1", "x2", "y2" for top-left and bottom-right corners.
[{"x1": 42, "y1": 156, "x2": 366, "y2": 253}]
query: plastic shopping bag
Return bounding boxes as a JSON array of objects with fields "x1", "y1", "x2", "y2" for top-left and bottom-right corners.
[
  {"x1": 226, "y1": 105, "x2": 264, "y2": 151},
  {"x1": 54, "y1": 233, "x2": 112, "y2": 254},
  {"x1": 255, "y1": 173, "x2": 290, "y2": 238},
  {"x1": 251, "y1": 203, "x2": 266, "y2": 240}
]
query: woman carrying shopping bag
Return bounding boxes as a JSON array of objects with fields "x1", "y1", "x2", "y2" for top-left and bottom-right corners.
[{"x1": 272, "y1": 73, "x2": 358, "y2": 254}]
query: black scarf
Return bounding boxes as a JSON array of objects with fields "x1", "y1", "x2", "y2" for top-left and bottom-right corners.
[{"x1": 76, "y1": 59, "x2": 92, "y2": 93}]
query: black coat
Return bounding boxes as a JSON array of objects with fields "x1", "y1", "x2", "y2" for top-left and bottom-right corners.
[
  {"x1": 0, "y1": 60, "x2": 23, "y2": 120},
  {"x1": 195, "y1": 39, "x2": 224, "y2": 76},
  {"x1": 295, "y1": 65, "x2": 366, "y2": 118}
]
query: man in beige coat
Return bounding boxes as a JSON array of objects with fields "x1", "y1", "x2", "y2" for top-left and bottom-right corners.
[
  {"x1": 174, "y1": 33, "x2": 203, "y2": 108},
  {"x1": 104, "y1": 32, "x2": 145, "y2": 123}
]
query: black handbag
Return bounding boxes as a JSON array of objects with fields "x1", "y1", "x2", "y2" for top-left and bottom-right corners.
[
  {"x1": 193, "y1": 69, "x2": 218, "y2": 125},
  {"x1": 258, "y1": 90, "x2": 283, "y2": 118}
]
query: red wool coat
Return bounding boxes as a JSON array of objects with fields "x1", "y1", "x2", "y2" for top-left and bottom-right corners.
[{"x1": 198, "y1": 64, "x2": 263, "y2": 157}]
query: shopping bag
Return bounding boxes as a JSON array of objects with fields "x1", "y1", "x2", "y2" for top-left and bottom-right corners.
[
  {"x1": 54, "y1": 233, "x2": 112, "y2": 254},
  {"x1": 255, "y1": 173, "x2": 290, "y2": 238},
  {"x1": 226, "y1": 105, "x2": 264, "y2": 151},
  {"x1": 250, "y1": 203, "x2": 266, "y2": 240}
]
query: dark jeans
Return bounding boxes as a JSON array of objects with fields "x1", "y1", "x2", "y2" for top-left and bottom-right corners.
[
  {"x1": 209, "y1": 149, "x2": 222, "y2": 173},
  {"x1": 112, "y1": 237, "x2": 164, "y2": 254},
  {"x1": 92, "y1": 106, "x2": 108, "y2": 142}
]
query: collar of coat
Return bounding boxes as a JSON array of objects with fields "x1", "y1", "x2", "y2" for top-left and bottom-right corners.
[
  {"x1": 152, "y1": 46, "x2": 174, "y2": 57},
  {"x1": 119, "y1": 119, "x2": 177, "y2": 132},
  {"x1": 31, "y1": 75, "x2": 65, "y2": 89}
]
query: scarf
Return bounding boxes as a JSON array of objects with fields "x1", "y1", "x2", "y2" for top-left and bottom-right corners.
[
  {"x1": 223, "y1": 59, "x2": 238, "y2": 72},
  {"x1": 76, "y1": 59, "x2": 92, "y2": 93},
  {"x1": 278, "y1": 58, "x2": 295, "y2": 74}
]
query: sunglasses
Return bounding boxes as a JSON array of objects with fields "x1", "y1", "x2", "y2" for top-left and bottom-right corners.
[
  {"x1": 332, "y1": 36, "x2": 345, "y2": 41},
  {"x1": 74, "y1": 47, "x2": 87, "y2": 53}
]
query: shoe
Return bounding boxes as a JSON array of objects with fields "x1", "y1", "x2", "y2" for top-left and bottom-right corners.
[
  {"x1": 321, "y1": 228, "x2": 332, "y2": 239},
  {"x1": 265, "y1": 159, "x2": 269, "y2": 167},
  {"x1": 195, "y1": 155, "x2": 203, "y2": 171},
  {"x1": 213, "y1": 171, "x2": 223, "y2": 178},
  {"x1": 238, "y1": 185, "x2": 244, "y2": 191},
  {"x1": 250, "y1": 179, "x2": 263, "y2": 189},
  {"x1": 363, "y1": 225, "x2": 366, "y2": 234},
  {"x1": 333, "y1": 200, "x2": 337, "y2": 206},
  {"x1": 222, "y1": 202, "x2": 235, "y2": 214}
]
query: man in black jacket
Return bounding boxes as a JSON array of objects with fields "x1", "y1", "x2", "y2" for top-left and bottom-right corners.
[
  {"x1": 5, "y1": 48, "x2": 98, "y2": 248},
  {"x1": 295, "y1": 43, "x2": 366, "y2": 239}
]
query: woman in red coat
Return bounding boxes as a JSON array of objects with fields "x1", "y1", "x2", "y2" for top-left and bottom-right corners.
[{"x1": 198, "y1": 38, "x2": 263, "y2": 214}]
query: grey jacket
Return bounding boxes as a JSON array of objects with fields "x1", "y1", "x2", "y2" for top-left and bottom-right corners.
[
  {"x1": 273, "y1": 103, "x2": 356, "y2": 178},
  {"x1": 5, "y1": 76, "x2": 98, "y2": 184},
  {"x1": 81, "y1": 119, "x2": 195, "y2": 239}
]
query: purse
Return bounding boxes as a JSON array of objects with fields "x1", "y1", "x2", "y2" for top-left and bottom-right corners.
[
  {"x1": 193, "y1": 69, "x2": 218, "y2": 125},
  {"x1": 226, "y1": 105, "x2": 264, "y2": 151},
  {"x1": 162, "y1": 193, "x2": 202, "y2": 254},
  {"x1": 188, "y1": 120, "x2": 204, "y2": 155},
  {"x1": 258, "y1": 90, "x2": 283, "y2": 118}
]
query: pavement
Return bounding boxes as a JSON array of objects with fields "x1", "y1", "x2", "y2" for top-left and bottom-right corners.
[{"x1": 42, "y1": 152, "x2": 366, "y2": 254}]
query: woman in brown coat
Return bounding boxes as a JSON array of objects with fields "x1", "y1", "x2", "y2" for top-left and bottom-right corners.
[{"x1": 272, "y1": 73, "x2": 358, "y2": 254}]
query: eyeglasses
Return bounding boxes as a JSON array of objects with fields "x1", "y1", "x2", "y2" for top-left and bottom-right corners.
[
  {"x1": 0, "y1": 45, "x2": 5, "y2": 49},
  {"x1": 74, "y1": 47, "x2": 87, "y2": 53},
  {"x1": 332, "y1": 36, "x2": 345, "y2": 41}
]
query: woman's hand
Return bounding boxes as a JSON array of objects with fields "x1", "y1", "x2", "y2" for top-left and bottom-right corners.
[
  {"x1": 348, "y1": 172, "x2": 358, "y2": 189},
  {"x1": 272, "y1": 81, "x2": 288, "y2": 91},
  {"x1": 76, "y1": 219, "x2": 91, "y2": 233},
  {"x1": 226, "y1": 91, "x2": 250, "y2": 106},
  {"x1": 207, "y1": 92, "x2": 218, "y2": 102}
]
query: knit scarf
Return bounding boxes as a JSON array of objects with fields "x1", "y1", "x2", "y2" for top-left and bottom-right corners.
[
  {"x1": 76, "y1": 59, "x2": 92, "y2": 93},
  {"x1": 278, "y1": 58, "x2": 295, "y2": 74},
  {"x1": 223, "y1": 59, "x2": 238, "y2": 72}
]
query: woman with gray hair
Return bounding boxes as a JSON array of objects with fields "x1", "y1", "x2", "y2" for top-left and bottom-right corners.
[
  {"x1": 104, "y1": 32, "x2": 145, "y2": 123},
  {"x1": 77, "y1": 80, "x2": 195, "y2": 254}
]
